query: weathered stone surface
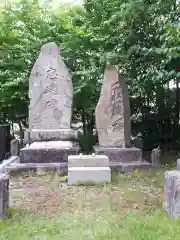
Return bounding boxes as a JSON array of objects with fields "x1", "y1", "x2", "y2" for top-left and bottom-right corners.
[
  {"x1": 20, "y1": 142, "x2": 79, "y2": 163},
  {"x1": 6, "y1": 162, "x2": 68, "y2": 176},
  {"x1": 23, "y1": 131, "x2": 30, "y2": 144},
  {"x1": 0, "y1": 174, "x2": 9, "y2": 219},
  {"x1": 151, "y1": 147, "x2": 161, "y2": 166},
  {"x1": 176, "y1": 159, "x2": 180, "y2": 171},
  {"x1": 30, "y1": 129, "x2": 78, "y2": 141},
  {"x1": 113, "y1": 161, "x2": 152, "y2": 173},
  {"x1": 29, "y1": 141, "x2": 73, "y2": 149},
  {"x1": 0, "y1": 156, "x2": 19, "y2": 174},
  {"x1": 95, "y1": 64, "x2": 131, "y2": 148},
  {"x1": 94, "y1": 146, "x2": 142, "y2": 163},
  {"x1": 164, "y1": 170, "x2": 180, "y2": 219},
  {"x1": 10, "y1": 139, "x2": 19, "y2": 156},
  {"x1": 29, "y1": 42, "x2": 73, "y2": 140},
  {"x1": 68, "y1": 154, "x2": 109, "y2": 167},
  {"x1": 68, "y1": 167, "x2": 111, "y2": 185}
]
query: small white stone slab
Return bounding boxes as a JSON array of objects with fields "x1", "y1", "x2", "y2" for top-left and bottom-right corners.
[
  {"x1": 68, "y1": 155, "x2": 109, "y2": 167},
  {"x1": 29, "y1": 141, "x2": 73, "y2": 149},
  {"x1": 68, "y1": 167, "x2": 111, "y2": 185}
]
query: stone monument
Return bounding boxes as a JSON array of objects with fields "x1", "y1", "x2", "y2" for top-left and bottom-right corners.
[
  {"x1": 164, "y1": 170, "x2": 180, "y2": 220},
  {"x1": 0, "y1": 174, "x2": 9, "y2": 219},
  {"x1": 19, "y1": 42, "x2": 79, "y2": 172},
  {"x1": 94, "y1": 63, "x2": 152, "y2": 172},
  {"x1": 163, "y1": 159, "x2": 180, "y2": 220},
  {"x1": 151, "y1": 147, "x2": 161, "y2": 166}
]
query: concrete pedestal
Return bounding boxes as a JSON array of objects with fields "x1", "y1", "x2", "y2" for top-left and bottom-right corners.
[
  {"x1": 94, "y1": 146, "x2": 142, "y2": 162},
  {"x1": 94, "y1": 146, "x2": 152, "y2": 173},
  {"x1": 30, "y1": 129, "x2": 78, "y2": 142},
  {"x1": 20, "y1": 141, "x2": 79, "y2": 163}
]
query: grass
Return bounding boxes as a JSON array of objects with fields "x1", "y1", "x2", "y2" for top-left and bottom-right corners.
[{"x1": 1, "y1": 166, "x2": 180, "y2": 239}]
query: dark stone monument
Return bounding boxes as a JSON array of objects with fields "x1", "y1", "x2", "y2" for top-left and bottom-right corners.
[
  {"x1": 151, "y1": 147, "x2": 161, "y2": 166},
  {"x1": 10, "y1": 139, "x2": 20, "y2": 156},
  {"x1": 0, "y1": 125, "x2": 10, "y2": 161},
  {"x1": 134, "y1": 133, "x2": 143, "y2": 151},
  {"x1": 0, "y1": 174, "x2": 9, "y2": 219}
]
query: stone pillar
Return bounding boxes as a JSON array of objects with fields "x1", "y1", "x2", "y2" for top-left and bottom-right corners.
[
  {"x1": 176, "y1": 159, "x2": 180, "y2": 171},
  {"x1": 0, "y1": 174, "x2": 9, "y2": 219},
  {"x1": 151, "y1": 147, "x2": 161, "y2": 166},
  {"x1": 10, "y1": 139, "x2": 19, "y2": 156},
  {"x1": 134, "y1": 134, "x2": 143, "y2": 152},
  {"x1": 163, "y1": 170, "x2": 180, "y2": 219},
  {"x1": 23, "y1": 131, "x2": 30, "y2": 145}
]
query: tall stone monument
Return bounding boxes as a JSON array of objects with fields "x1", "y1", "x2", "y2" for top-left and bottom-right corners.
[
  {"x1": 20, "y1": 42, "x2": 79, "y2": 167},
  {"x1": 94, "y1": 63, "x2": 152, "y2": 172},
  {"x1": 29, "y1": 42, "x2": 74, "y2": 141}
]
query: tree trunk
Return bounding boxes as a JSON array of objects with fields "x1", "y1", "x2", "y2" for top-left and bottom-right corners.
[
  {"x1": 87, "y1": 111, "x2": 94, "y2": 135},
  {"x1": 81, "y1": 109, "x2": 86, "y2": 135}
]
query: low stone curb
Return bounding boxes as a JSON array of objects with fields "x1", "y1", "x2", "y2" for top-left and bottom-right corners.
[{"x1": 0, "y1": 156, "x2": 19, "y2": 174}]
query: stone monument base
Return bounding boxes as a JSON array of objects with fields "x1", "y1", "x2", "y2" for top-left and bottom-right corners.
[
  {"x1": 94, "y1": 146, "x2": 153, "y2": 173},
  {"x1": 94, "y1": 146, "x2": 142, "y2": 162},
  {"x1": 5, "y1": 162, "x2": 68, "y2": 176},
  {"x1": 110, "y1": 161, "x2": 153, "y2": 173},
  {"x1": 20, "y1": 141, "x2": 79, "y2": 164},
  {"x1": 30, "y1": 129, "x2": 78, "y2": 142}
]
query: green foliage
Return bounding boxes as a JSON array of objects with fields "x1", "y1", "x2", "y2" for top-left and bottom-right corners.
[{"x1": 78, "y1": 132, "x2": 98, "y2": 153}]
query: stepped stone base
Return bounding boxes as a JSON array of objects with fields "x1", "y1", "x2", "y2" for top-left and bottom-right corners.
[
  {"x1": 110, "y1": 161, "x2": 153, "y2": 173},
  {"x1": 20, "y1": 141, "x2": 79, "y2": 163},
  {"x1": 94, "y1": 146, "x2": 142, "y2": 163},
  {"x1": 6, "y1": 162, "x2": 68, "y2": 176},
  {"x1": 4, "y1": 159, "x2": 153, "y2": 177},
  {"x1": 0, "y1": 156, "x2": 19, "y2": 174},
  {"x1": 68, "y1": 167, "x2": 111, "y2": 185}
]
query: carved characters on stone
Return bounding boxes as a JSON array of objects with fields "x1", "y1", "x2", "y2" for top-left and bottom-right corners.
[
  {"x1": 95, "y1": 64, "x2": 131, "y2": 148},
  {"x1": 29, "y1": 42, "x2": 73, "y2": 133}
]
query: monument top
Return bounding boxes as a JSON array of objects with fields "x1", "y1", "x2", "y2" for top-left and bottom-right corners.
[
  {"x1": 40, "y1": 42, "x2": 60, "y2": 56},
  {"x1": 95, "y1": 64, "x2": 131, "y2": 148}
]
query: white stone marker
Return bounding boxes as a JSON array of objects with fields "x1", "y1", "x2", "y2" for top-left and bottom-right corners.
[
  {"x1": 68, "y1": 154, "x2": 111, "y2": 185},
  {"x1": 68, "y1": 154, "x2": 109, "y2": 167}
]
